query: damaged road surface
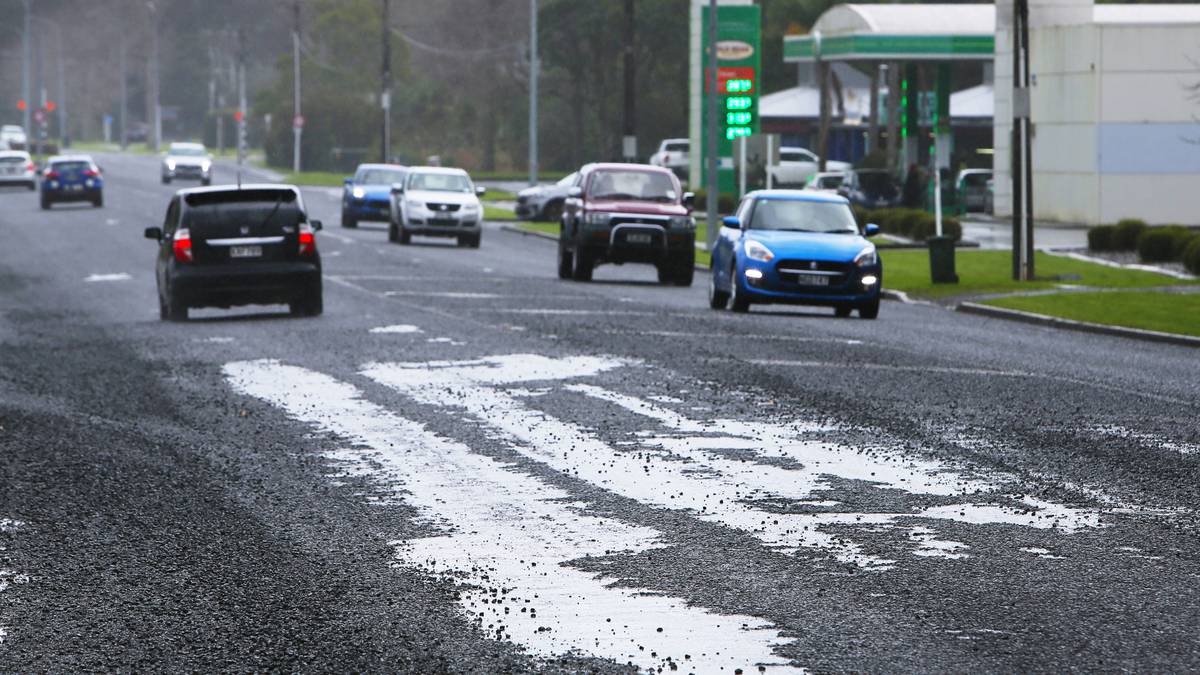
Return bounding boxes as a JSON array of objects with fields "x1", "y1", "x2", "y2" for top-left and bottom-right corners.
[{"x1": 1, "y1": 153, "x2": 1198, "y2": 672}]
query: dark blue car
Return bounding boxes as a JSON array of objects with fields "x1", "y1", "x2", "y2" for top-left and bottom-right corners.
[
  {"x1": 40, "y1": 154, "x2": 104, "y2": 209},
  {"x1": 709, "y1": 190, "x2": 882, "y2": 318},
  {"x1": 341, "y1": 163, "x2": 407, "y2": 228}
]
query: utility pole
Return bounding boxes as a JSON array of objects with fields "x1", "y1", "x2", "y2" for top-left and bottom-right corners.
[
  {"x1": 53, "y1": 22, "x2": 65, "y2": 146},
  {"x1": 147, "y1": 1, "x2": 161, "y2": 152},
  {"x1": 705, "y1": 0, "x2": 719, "y2": 253},
  {"x1": 528, "y1": 0, "x2": 539, "y2": 185},
  {"x1": 621, "y1": 0, "x2": 636, "y2": 162},
  {"x1": 292, "y1": 0, "x2": 302, "y2": 173},
  {"x1": 22, "y1": 0, "x2": 31, "y2": 137},
  {"x1": 237, "y1": 28, "x2": 247, "y2": 186},
  {"x1": 380, "y1": 0, "x2": 391, "y2": 163},
  {"x1": 120, "y1": 37, "x2": 128, "y2": 148},
  {"x1": 1011, "y1": 0, "x2": 1034, "y2": 280}
]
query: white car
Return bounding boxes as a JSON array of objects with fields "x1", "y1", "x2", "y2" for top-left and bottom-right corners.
[
  {"x1": 0, "y1": 125, "x2": 27, "y2": 151},
  {"x1": 768, "y1": 147, "x2": 851, "y2": 187},
  {"x1": 648, "y1": 138, "x2": 689, "y2": 180},
  {"x1": 0, "y1": 151, "x2": 36, "y2": 190},
  {"x1": 161, "y1": 142, "x2": 213, "y2": 185},
  {"x1": 804, "y1": 171, "x2": 846, "y2": 193},
  {"x1": 389, "y1": 166, "x2": 486, "y2": 248}
]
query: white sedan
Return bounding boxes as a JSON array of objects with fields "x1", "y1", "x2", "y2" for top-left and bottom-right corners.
[{"x1": 0, "y1": 151, "x2": 36, "y2": 190}]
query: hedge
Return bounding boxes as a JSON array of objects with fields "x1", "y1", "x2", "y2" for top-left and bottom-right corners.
[
  {"x1": 1087, "y1": 225, "x2": 1116, "y2": 252},
  {"x1": 1137, "y1": 226, "x2": 1197, "y2": 263},
  {"x1": 1113, "y1": 219, "x2": 1147, "y2": 251},
  {"x1": 691, "y1": 189, "x2": 738, "y2": 215},
  {"x1": 865, "y1": 208, "x2": 962, "y2": 242},
  {"x1": 1183, "y1": 236, "x2": 1200, "y2": 275}
]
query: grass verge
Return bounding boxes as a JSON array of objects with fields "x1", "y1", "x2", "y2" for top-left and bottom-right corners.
[
  {"x1": 280, "y1": 170, "x2": 348, "y2": 187},
  {"x1": 880, "y1": 249, "x2": 1197, "y2": 300},
  {"x1": 484, "y1": 205, "x2": 518, "y2": 222},
  {"x1": 982, "y1": 291, "x2": 1200, "y2": 338}
]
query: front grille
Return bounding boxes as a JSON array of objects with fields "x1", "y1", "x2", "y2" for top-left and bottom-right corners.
[
  {"x1": 610, "y1": 215, "x2": 668, "y2": 227},
  {"x1": 517, "y1": 196, "x2": 529, "y2": 205},
  {"x1": 367, "y1": 199, "x2": 390, "y2": 210},
  {"x1": 426, "y1": 203, "x2": 461, "y2": 213},
  {"x1": 775, "y1": 259, "x2": 851, "y2": 287}
]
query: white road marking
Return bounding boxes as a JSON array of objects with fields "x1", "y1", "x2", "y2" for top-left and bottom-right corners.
[
  {"x1": 318, "y1": 230, "x2": 356, "y2": 245},
  {"x1": 369, "y1": 324, "x2": 423, "y2": 335},
  {"x1": 426, "y1": 337, "x2": 465, "y2": 345},
  {"x1": 384, "y1": 291, "x2": 501, "y2": 299},
  {"x1": 493, "y1": 309, "x2": 657, "y2": 316},
  {"x1": 83, "y1": 273, "x2": 131, "y2": 283},
  {"x1": 1089, "y1": 424, "x2": 1200, "y2": 456},
  {"x1": 195, "y1": 336, "x2": 236, "y2": 344},
  {"x1": 0, "y1": 519, "x2": 26, "y2": 647},
  {"x1": 364, "y1": 355, "x2": 1101, "y2": 570},
  {"x1": 620, "y1": 331, "x2": 863, "y2": 345},
  {"x1": 104, "y1": 218, "x2": 119, "y2": 226},
  {"x1": 223, "y1": 360, "x2": 799, "y2": 672}
]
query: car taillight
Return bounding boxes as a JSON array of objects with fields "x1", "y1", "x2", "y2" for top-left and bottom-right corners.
[
  {"x1": 298, "y1": 223, "x2": 317, "y2": 257},
  {"x1": 173, "y1": 228, "x2": 193, "y2": 263},
  {"x1": 25, "y1": 162, "x2": 34, "y2": 172},
  {"x1": 83, "y1": 169, "x2": 98, "y2": 177},
  {"x1": 44, "y1": 170, "x2": 59, "y2": 179}
]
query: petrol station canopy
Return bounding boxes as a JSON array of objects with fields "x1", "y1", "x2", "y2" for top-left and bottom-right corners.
[{"x1": 783, "y1": 4, "x2": 995, "y2": 63}]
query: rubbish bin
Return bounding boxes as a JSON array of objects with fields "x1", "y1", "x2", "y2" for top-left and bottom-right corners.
[{"x1": 928, "y1": 235, "x2": 959, "y2": 284}]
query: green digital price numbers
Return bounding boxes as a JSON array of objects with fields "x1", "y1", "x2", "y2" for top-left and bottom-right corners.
[
  {"x1": 725, "y1": 126, "x2": 752, "y2": 140},
  {"x1": 726, "y1": 96, "x2": 753, "y2": 111},
  {"x1": 726, "y1": 79, "x2": 754, "y2": 94},
  {"x1": 725, "y1": 111, "x2": 753, "y2": 126}
]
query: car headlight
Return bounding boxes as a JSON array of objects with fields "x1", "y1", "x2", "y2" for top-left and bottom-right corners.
[
  {"x1": 461, "y1": 203, "x2": 480, "y2": 214},
  {"x1": 669, "y1": 215, "x2": 695, "y2": 229},
  {"x1": 166, "y1": 160, "x2": 176, "y2": 171},
  {"x1": 744, "y1": 239, "x2": 774, "y2": 262},
  {"x1": 405, "y1": 199, "x2": 424, "y2": 212},
  {"x1": 200, "y1": 161, "x2": 212, "y2": 172},
  {"x1": 352, "y1": 187, "x2": 366, "y2": 199},
  {"x1": 854, "y1": 246, "x2": 878, "y2": 267},
  {"x1": 584, "y1": 211, "x2": 610, "y2": 226}
]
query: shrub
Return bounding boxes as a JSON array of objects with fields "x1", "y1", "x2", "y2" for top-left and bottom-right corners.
[
  {"x1": 1087, "y1": 225, "x2": 1116, "y2": 252},
  {"x1": 1112, "y1": 219, "x2": 1147, "y2": 251},
  {"x1": 1183, "y1": 237, "x2": 1200, "y2": 275},
  {"x1": 692, "y1": 189, "x2": 737, "y2": 215},
  {"x1": 865, "y1": 208, "x2": 960, "y2": 242},
  {"x1": 1137, "y1": 226, "x2": 1198, "y2": 263}
]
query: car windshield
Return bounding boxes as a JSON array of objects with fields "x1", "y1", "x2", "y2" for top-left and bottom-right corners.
[
  {"x1": 408, "y1": 172, "x2": 471, "y2": 193},
  {"x1": 665, "y1": 142, "x2": 688, "y2": 152},
  {"x1": 169, "y1": 146, "x2": 207, "y2": 157},
  {"x1": 857, "y1": 172, "x2": 897, "y2": 197},
  {"x1": 780, "y1": 151, "x2": 812, "y2": 163},
  {"x1": 589, "y1": 170, "x2": 676, "y2": 202},
  {"x1": 961, "y1": 173, "x2": 991, "y2": 188},
  {"x1": 556, "y1": 173, "x2": 577, "y2": 187},
  {"x1": 358, "y1": 169, "x2": 406, "y2": 185},
  {"x1": 816, "y1": 175, "x2": 843, "y2": 189},
  {"x1": 51, "y1": 161, "x2": 91, "y2": 172},
  {"x1": 749, "y1": 199, "x2": 859, "y2": 234}
]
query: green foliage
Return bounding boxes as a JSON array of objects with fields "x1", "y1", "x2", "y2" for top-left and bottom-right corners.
[
  {"x1": 1183, "y1": 237, "x2": 1200, "y2": 275},
  {"x1": 1137, "y1": 226, "x2": 1198, "y2": 263},
  {"x1": 1087, "y1": 225, "x2": 1116, "y2": 252},
  {"x1": 1112, "y1": 218, "x2": 1147, "y2": 251},
  {"x1": 867, "y1": 208, "x2": 961, "y2": 242},
  {"x1": 692, "y1": 189, "x2": 738, "y2": 214}
]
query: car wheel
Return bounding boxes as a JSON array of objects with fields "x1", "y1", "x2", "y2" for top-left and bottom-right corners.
[
  {"x1": 457, "y1": 234, "x2": 470, "y2": 248},
  {"x1": 92, "y1": 194, "x2": 103, "y2": 208},
  {"x1": 399, "y1": 224, "x2": 411, "y2": 244},
  {"x1": 342, "y1": 210, "x2": 357, "y2": 229},
  {"x1": 729, "y1": 267, "x2": 750, "y2": 313},
  {"x1": 557, "y1": 246, "x2": 573, "y2": 280},
  {"x1": 161, "y1": 176, "x2": 171, "y2": 185},
  {"x1": 571, "y1": 250, "x2": 593, "y2": 282},
  {"x1": 657, "y1": 264, "x2": 672, "y2": 285},
  {"x1": 387, "y1": 222, "x2": 398, "y2": 242},
  {"x1": 470, "y1": 232, "x2": 481, "y2": 248},
  {"x1": 290, "y1": 288, "x2": 323, "y2": 317},
  {"x1": 166, "y1": 292, "x2": 188, "y2": 322},
  {"x1": 672, "y1": 261, "x2": 694, "y2": 287},
  {"x1": 201, "y1": 178, "x2": 211, "y2": 187},
  {"x1": 542, "y1": 200, "x2": 563, "y2": 223},
  {"x1": 835, "y1": 305, "x2": 853, "y2": 318},
  {"x1": 39, "y1": 195, "x2": 49, "y2": 210},
  {"x1": 708, "y1": 273, "x2": 729, "y2": 310},
  {"x1": 26, "y1": 181, "x2": 35, "y2": 191},
  {"x1": 158, "y1": 292, "x2": 169, "y2": 321},
  {"x1": 858, "y1": 298, "x2": 880, "y2": 320}
]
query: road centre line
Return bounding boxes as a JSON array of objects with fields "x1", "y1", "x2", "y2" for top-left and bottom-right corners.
[
  {"x1": 605, "y1": 329, "x2": 863, "y2": 345},
  {"x1": 222, "y1": 359, "x2": 797, "y2": 672}
]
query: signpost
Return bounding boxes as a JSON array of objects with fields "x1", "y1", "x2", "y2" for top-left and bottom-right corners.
[{"x1": 698, "y1": 3, "x2": 760, "y2": 198}]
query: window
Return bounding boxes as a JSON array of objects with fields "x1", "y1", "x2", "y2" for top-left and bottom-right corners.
[
  {"x1": 749, "y1": 199, "x2": 858, "y2": 234},
  {"x1": 407, "y1": 172, "x2": 472, "y2": 193},
  {"x1": 665, "y1": 142, "x2": 688, "y2": 153},
  {"x1": 357, "y1": 169, "x2": 406, "y2": 186},
  {"x1": 587, "y1": 170, "x2": 677, "y2": 202}
]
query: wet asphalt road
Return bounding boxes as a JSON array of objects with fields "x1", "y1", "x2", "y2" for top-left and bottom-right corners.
[{"x1": 0, "y1": 152, "x2": 1198, "y2": 672}]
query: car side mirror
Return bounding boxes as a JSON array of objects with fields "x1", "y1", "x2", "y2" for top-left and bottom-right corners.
[
  {"x1": 567, "y1": 186, "x2": 582, "y2": 198},
  {"x1": 391, "y1": 182, "x2": 404, "y2": 194},
  {"x1": 475, "y1": 186, "x2": 488, "y2": 197},
  {"x1": 682, "y1": 191, "x2": 695, "y2": 208},
  {"x1": 343, "y1": 178, "x2": 353, "y2": 187},
  {"x1": 865, "y1": 223, "x2": 880, "y2": 237},
  {"x1": 722, "y1": 216, "x2": 742, "y2": 229},
  {"x1": 35, "y1": 168, "x2": 42, "y2": 176},
  {"x1": 144, "y1": 226, "x2": 163, "y2": 241},
  {"x1": 310, "y1": 220, "x2": 323, "y2": 231}
]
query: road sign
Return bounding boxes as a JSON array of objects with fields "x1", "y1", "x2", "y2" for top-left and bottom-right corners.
[
  {"x1": 293, "y1": 115, "x2": 304, "y2": 129},
  {"x1": 696, "y1": 4, "x2": 761, "y2": 194},
  {"x1": 34, "y1": 110, "x2": 45, "y2": 124}
]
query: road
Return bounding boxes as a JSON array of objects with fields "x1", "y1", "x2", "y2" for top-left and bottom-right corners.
[{"x1": 0, "y1": 151, "x2": 1197, "y2": 672}]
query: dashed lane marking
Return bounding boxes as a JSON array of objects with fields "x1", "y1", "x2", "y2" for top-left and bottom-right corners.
[{"x1": 83, "y1": 273, "x2": 132, "y2": 283}]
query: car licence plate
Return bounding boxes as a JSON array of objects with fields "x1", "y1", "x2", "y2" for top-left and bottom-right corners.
[
  {"x1": 626, "y1": 233, "x2": 653, "y2": 244},
  {"x1": 229, "y1": 245, "x2": 262, "y2": 258},
  {"x1": 794, "y1": 273, "x2": 830, "y2": 286}
]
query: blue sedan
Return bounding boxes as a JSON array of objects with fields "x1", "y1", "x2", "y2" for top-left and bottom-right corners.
[
  {"x1": 40, "y1": 154, "x2": 104, "y2": 209},
  {"x1": 341, "y1": 163, "x2": 407, "y2": 228},
  {"x1": 708, "y1": 190, "x2": 882, "y2": 318}
]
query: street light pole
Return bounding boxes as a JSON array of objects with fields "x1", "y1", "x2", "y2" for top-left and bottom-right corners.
[
  {"x1": 147, "y1": 1, "x2": 161, "y2": 152},
  {"x1": 381, "y1": 0, "x2": 391, "y2": 163},
  {"x1": 292, "y1": 0, "x2": 302, "y2": 173},
  {"x1": 705, "y1": 0, "x2": 719, "y2": 253},
  {"x1": 528, "y1": 0, "x2": 538, "y2": 185},
  {"x1": 120, "y1": 37, "x2": 128, "y2": 149},
  {"x1": 22, "y1": 0, "x2": 31, "y2": 137}
]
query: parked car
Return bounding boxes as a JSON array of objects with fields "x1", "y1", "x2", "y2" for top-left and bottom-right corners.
[
  {"x1": 389, "y1": 166, "x2": 484, "y2": 247},
  {"x1": 516, "y1": 172, "x2": 577, "y2": 222},
  {"x1": 767, "y1": 147, "x2": 851, "y2": 187},
  {"x1": 40, "y1": 154, "x2": 103, "y2": 209},
  {"x1": 143, "y1": 185, "x2": 323, "y2": 321},
  {"x1": 804, "y1": 171, "x2": 845, "y2": 193},
  {"x1": 558, "y1": 163, "x2": 695, "y2": 285},
  {"x1": 709, "y1": 190, "x2": 882, "y2": 317},
  {"x1": 0, "y1": 150, "x2": 36, "y2": 190},
  {"x1": 837, "y1": 169, "x2": 901, "y2": 210},
  {"x1": 648, "y1": 138, "x2": 690, "y2": 181},
  {"x1": 956, "y1": 169, "x2": 993, "y2": 213},
  {"x1": 1, "y1": 125, "x2": 27, "y2": 151},
  {"x1": 342, "y1": 163, "x2": 407, "y2": 228},
  {"x1": 161, "y1": 142, "x2": 213, "y2": 185}
]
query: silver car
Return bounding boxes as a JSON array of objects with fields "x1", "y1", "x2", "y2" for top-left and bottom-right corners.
[
  {"x1": 161, "y1": 142, "x2": 213, "y2": 185},
  {"x1": 516, "y1": 172, "x2": 578, "y2": 222}
]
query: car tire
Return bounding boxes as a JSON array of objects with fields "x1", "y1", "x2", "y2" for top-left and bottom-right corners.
[
  {"x1": 161, "y1": 176, "x2": 171, "y2": 185},
  {"x1": 558, "y1": 246, "x2": 573, "y2": 280},
  {"x1": 470, "y1": 232, "x2": 481, "y2": 248},
  {"x1": 457, "y1": 234, "x2": 470, "y2": 248},
  {"x1": 657, "y1": 265, "x2": 672, "y2": 285},
  {"x1": 571, "y1": 250, "x2": 593, "y2": 282},
  {"x1": 92, "y1": 194, "x2": 103, "y2": 208},
  {"x1": 201, "y1": 178, "x2": 211, "y2": 187},
  {"x1": 291, "y1": 288, "x2": 323, "y2": 317},
  {"x1": 835, "y1": 305, "x2": 853, "y2": 318},
  {"x1": 166, "y1": 292, "x2": 188, "y2": 322},
  {"x1": 388, "y1": 222, "x2": 398, "y2": 242},
  {"x1": 39, "y1": 196, "x2": 50, "y2": 210},
  {"x1": 399, "y1": 224, "x2": 411, "y2": 245},
  {"x1": 26, "y1": 181, "x2": 35, "y2": 191},
  {"x1": 708, "y1": 274, "x2": 729, "y2": 310},
  {"x1": 342, "y1": 210, "x2": 357, "y2": 229},
  {"x1": 729, "y1": 269, "x2": 750, "y2": 313},
  {"x1": 542, "y1": 200, "x2": 563, "y2": 224},
  {"x1": 672, "y1": 260, "x2": 694, "y2": 287},
  {"x1": 858, "y1": 298, "x2": 880, "y2": 320}
]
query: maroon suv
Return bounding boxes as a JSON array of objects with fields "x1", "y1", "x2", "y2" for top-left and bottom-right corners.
[{"x1": 558, "y1": 163, "x2": 696, "y2": 285}]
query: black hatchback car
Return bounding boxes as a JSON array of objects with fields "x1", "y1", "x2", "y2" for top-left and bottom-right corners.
[{"x1": 144, "y1": 185, "x2": 323, "y2": 321}]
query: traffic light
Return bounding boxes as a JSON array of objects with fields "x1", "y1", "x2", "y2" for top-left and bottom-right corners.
[
  {"x1": 16, "y1": 99, "x2": 26, "y2": 111},
  {"x1": 45, "y1": 101, "x2": 56, "y2": 113}
]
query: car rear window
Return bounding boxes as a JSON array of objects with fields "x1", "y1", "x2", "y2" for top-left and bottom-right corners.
[
  {"x1": 51, "y1": 161, "x2": 91, "y2": 172},
  {"x1": 183, "y1": 190, "x2": 302, "y2": 234},
  {"x1": 665, "y1": 142, "x2": 688, "y2": 152},
  {"x1": 0, "y1": 156, "x2": 25, "y2": 164}
]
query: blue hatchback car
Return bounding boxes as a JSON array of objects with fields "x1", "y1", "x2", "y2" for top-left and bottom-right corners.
[
  {"x1": 341, "y1": 163, "x2": 407, "y2": 228},
  {"x1": 40, "y1": 154, "x2": 104, "y2": 209},
  {"x1": 709, "y1": 190, "x2": 882, "y2": 318}
]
